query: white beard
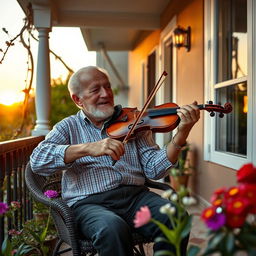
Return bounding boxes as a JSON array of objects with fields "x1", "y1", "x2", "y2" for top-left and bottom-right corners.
[{"x1": 88, "y1": 105, "x2": 114, "y2": 121}]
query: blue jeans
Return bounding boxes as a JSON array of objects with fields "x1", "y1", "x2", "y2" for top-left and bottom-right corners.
[{"x1": 72, "y1": 185, "x2": 189, "y2": 256}]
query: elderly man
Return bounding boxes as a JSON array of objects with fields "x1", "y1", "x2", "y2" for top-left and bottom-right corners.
[{"x1": 30, "y1": 66, "x2": 200, "y2": 255}]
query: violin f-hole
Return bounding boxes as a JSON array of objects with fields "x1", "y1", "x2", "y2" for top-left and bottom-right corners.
[{"x1": 128, "y1": 119, "x2": 144, "y2": 130}]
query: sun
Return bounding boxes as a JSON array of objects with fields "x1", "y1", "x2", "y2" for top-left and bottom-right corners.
[{"x1": 0, "y1": 91, "x2": 24, "y2": 106}]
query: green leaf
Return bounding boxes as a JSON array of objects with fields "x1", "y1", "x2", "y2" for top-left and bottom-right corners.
[
  {"x1": 188, "y1": 245, "x2": 201, "y2": 256},
  {"x1": 25, "y1": 227, "x2": 42, "y2": 243},
  {"x1": 151, "y1": 219, "x2": 177, "y2": 244},
  {"x1": 15, "y1": 244, "x2": 34, "y2": 256},
  {"x1": 154, "y1": 250, "x2": 176, "y2": 256},
  {"x1": 180, "y1": 215, "x2": 192, "y2": 239},
  {"x1": 225, "y1": 232, "x2": 235, "y2": 253},
  {"x1": 240, "y1": 233, "x2": 256, "y2": 245},
  {"x1": 154, "y1": 236, "x2": 169, "y2": 244},
  {"x1": 39, "y1": 226, "x2": 48, "y2": 242},
  {"x1": 207, "y1": 232, "x2": 225, "y2": 250},
  {"x1": 1, "y1": 237, "x2": 12, "y2": 256}
]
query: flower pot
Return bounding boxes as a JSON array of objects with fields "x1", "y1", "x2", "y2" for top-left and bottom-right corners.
[
  {"x1": 170, "y1": 175, "x2": 189, "y2": 191},
  {"x1": 26, "y1": 237, "x2": 58, "y2": 256}
]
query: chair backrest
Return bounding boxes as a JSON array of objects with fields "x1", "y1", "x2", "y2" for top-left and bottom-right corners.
[{"x1": 25, "y1": 163, "x2": 82, "y2": 255}]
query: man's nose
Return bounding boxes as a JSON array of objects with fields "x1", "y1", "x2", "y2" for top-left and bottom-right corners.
[{"x1": 100, "y1": 87, "x2": 111, "y2": 97}]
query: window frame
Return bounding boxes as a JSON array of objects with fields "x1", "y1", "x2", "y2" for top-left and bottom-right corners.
[{"x1": 204, "y1": 0, "x2": 256, "y2": 168}]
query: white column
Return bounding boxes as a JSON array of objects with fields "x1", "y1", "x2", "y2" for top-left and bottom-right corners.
[
  {"x1": 31, "y1": 4, "x2": 52, "y2": 136},
  {"x1": 32, "y1": 28, "x2": 51, "y2": 136}
]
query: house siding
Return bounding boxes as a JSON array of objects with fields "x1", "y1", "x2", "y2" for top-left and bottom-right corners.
[{"x1": 128, "y1": 0, "x2": 237, "y2": 203}]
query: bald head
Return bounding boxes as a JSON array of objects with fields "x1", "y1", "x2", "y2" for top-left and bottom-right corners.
[{"x1": 68, "y1": 66, "x2": 109, "y2": 97}]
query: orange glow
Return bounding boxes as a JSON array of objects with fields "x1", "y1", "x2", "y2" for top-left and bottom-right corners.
[
  {"x1": 0, "y1": 91, "x2": 24, "y2": 106},
  {"x1": 243, "y1": 96, "x2": 248, "y2": 113}
]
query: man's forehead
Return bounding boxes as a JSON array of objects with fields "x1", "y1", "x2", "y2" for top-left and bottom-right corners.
[{"x1": 81, "y1": 74, "x2": 110, "y2": 89}]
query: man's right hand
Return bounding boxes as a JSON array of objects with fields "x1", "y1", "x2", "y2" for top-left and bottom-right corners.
[{"x1": 64, "y1": 138, "x2": 125, "y2": 163}]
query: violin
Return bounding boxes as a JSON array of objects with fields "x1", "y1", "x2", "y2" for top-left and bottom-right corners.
[{"x1": 106, "y1": 101, "x2": 233, "y2": 141}]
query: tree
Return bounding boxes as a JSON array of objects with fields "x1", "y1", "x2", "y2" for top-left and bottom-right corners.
[{"x1": 50, "y1": 75, "x2": 77, "y2": 126}]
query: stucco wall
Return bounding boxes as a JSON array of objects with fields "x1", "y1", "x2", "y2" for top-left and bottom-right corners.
[
  {"x1": 128, "y1": 0, "x2": 237, "y2": 203},
  {"x1": 128, "y1": 30, "x2": 160, "y2": 108}
]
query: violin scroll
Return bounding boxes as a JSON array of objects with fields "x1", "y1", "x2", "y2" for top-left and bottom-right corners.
[{"x1": 202, "y1": 102, "x2": 233, "y2": 118}]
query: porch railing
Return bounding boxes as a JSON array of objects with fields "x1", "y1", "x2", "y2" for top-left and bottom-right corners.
[{"x1": 0, "y1": 136, "x2": 44, "y2": 245}]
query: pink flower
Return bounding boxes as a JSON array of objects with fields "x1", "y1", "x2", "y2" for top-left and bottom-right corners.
[
  {"x1": 0, "y1": 202, "x2": 9, "y2": 215},
  {"x1": 134, "y1": 206, "x2": 151, "y2": 228},
  {"x1": 11, "y1": 201, "x2": 21, "y2": 209},
  {"x1": 44, "y1": 190, "x2": 58, "y2": 198},
  {"x1": 8, "y1": 229, "x2": 22, "y2": 236}
]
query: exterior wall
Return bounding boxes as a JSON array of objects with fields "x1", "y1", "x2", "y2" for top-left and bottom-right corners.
[
  {"x1": 128, "y1": 30, "x2": 160, "y2": 108},
  {"x1": 128, "y1": 0, "x2": 237, "y2": 203},
  {"x1": 97, "y1": 51, "x2": 129, "y2": 106}
]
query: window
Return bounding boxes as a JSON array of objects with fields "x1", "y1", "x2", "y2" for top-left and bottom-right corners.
[
  {"x1": 205, "y1": 0, "x2": 256, "y2": 168},
  {"x1": 215, "y1": 0, "x2": 247, "y2": 157}
]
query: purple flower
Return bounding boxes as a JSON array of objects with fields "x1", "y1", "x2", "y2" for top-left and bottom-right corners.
[
  {"x1": 0, "y1": 202, "x2": 9, "y2": 215},
  {"x1": 44, "y1": 190, "x2": 58, "y2": 198},
  {"x1": 205, "y1": 212, "x2": 226, "y2": 231}
]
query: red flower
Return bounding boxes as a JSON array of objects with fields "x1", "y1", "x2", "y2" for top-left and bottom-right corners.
[
  {"x1": 226, "y1": 197, "x2": 250, "y2": 215},
  {"x1": 201, "y1": 206, "x2": 216, "y2": 221},
  {"x1": 210, "y1": 187, "x2": 226, "y2": 203},
  {"x1": 214, "y1": 187, "x2": 227, "y2": 196},
  {"x1": 226, "y1": 187, "x2": 240, "y2": 198},
  {"x1": 212, "y1": 198, "x2": 223, "y2": 207},
  {"x1": 239, "y1": 183, "x2": 256, "y2": 213},
  {"x1": 226, "y1": 213, "x2": 246, "y2": 228},
  {"x1": 237, "y1": 163, "x2": 256, "y2": 184}
]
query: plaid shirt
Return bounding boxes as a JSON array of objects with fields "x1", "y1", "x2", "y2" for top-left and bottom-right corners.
[{"x1": 30, "y1": 106, "x2": 173, "y2": 206}]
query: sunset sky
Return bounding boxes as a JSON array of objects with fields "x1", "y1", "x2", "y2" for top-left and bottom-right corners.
[{"x1": 0, "y1": 0, "x2": 96, "y2": 105}]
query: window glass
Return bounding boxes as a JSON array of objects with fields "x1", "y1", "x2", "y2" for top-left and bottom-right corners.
[
  {"x1": 216, "y1": 0, "x2": 247, "y2": 83},
  {"x1": 215, "y1": 82, "x2": 247, "y2": 156}
]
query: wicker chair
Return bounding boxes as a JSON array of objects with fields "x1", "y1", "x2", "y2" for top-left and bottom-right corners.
[{"x1": 25, "y1": 163, "x2": 173, "y2": 256}]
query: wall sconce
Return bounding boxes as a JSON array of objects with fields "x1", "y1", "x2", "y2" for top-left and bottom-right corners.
[{"x1": 173, "y1": 26, "x2": 191, "y2": 52}]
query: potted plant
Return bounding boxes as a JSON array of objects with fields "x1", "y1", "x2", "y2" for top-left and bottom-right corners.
[
  {"x1": 2, "y1": 190, "x2": 59, "y2": 256},
  {"x1": 169, "y1": 143, "x2": 193, "y2": 191}
]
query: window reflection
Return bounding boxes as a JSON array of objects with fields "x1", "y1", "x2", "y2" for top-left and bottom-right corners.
[{"x1": 216, "y1": 0, "x2": 247, "y2": 82}]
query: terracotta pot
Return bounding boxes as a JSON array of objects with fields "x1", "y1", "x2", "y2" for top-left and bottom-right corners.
[
  {"x1": 170, "y1": 175, "x2": 189, "y2": 191},
  {"x1": 26, "y1": 237, "x2": 58, "y2": 256}
]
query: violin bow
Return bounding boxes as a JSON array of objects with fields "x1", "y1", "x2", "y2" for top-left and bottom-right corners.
[
  {"x1": 122, "y1": 71, "x2": 168, "y2": 144},
  {"x1": 112, "y1": 71, "x2": 168, "y2": 166}
]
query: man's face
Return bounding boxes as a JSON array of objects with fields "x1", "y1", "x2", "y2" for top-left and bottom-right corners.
[{"x1": 78, "y1": 70, "x2": 114, "y2": 122}]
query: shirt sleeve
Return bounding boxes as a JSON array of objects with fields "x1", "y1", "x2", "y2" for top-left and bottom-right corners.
[
  {"x1": 135, "y1": 130, "x2": 173, "y2": 179},
  {"x1": 30, "y1": 120, "x2": 73, "y2": 175}
]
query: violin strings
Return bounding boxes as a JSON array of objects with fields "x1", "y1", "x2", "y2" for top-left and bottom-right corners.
[{"x1": 122, "y1": 72, "x2": 168, "y2": 144}]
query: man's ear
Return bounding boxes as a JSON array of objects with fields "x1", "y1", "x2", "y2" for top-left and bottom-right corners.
[{"x1": 72, "y1": 94, "x2": 83, "y2": 107}]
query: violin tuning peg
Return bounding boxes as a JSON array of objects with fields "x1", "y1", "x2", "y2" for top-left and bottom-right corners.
[
  {"x1": 219, "y1": 112, "x2": 224, "y2": 118},
  {"x1": 210, "y1": 111, "x2": 215, "y2": 117}
]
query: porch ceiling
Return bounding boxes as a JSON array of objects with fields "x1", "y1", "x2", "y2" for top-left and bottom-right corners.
[{"x1": 17, "y1": 0, "x2": 170, "y2": 51}]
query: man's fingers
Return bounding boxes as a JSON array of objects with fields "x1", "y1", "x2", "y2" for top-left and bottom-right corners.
[{"x1": 103, "y1": 138, "x2": 125, "y2": 160}]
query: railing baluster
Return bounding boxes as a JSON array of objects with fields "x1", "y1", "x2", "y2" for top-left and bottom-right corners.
[
  {"x1": 6, "y1": 152, "x2": 13, "y2": 233},
  {"x1": 18, "y1": 148, "x2": 23, "y2": 227},
  {"x1": 0, "y1": 154, "x2": 5, "y2": 243},
  {"x1": 0, "y1": 136, "x2": 44, "y2": 245},
  {"x1": 13, "y1": 150, "x2": 19, "y2": 229}
]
